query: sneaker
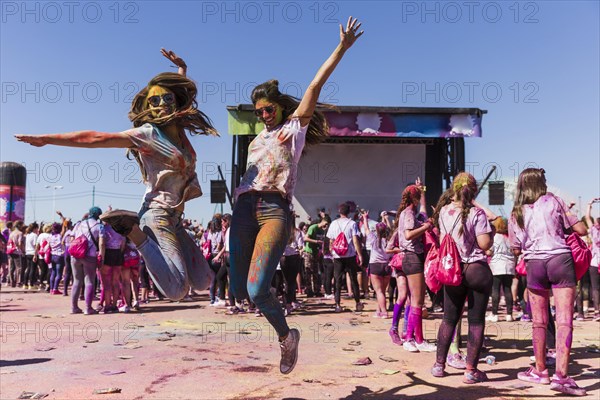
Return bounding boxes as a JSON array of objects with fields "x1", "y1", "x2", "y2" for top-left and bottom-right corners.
[
  {"x1": 463, "y1": 369, "x2": 488, "y2": 384},
  {"x1": 403, "y1": 339, "x2": 419, "y2": 353},
  {"x1": 521, "y1": 314, "x2": 532, "y2": 322},
  {"x1": 119, "y1": 305, "x2": 131, "y2": 313},
  {"x1": 575, "y1": 314, "x2": 585, "y2": 321},
  {"x1": 52, "y1": 289, "x2": 63, "y2": 295},
  {"x1": 254, "y1": 310, "x2": 262, "y2": 317},
  {"x1": 334, "y1": 305, "x2": 343, "y2": 313},
  {"x1": 355, "y1": 302, "x2": 365, "y2": 312},
  {"x1": 279, "y1": 328, "x2": 300, "y2": 374},
  {"x1": 485, "y1": 314, "x2": 498, "y2": 322},
  {"x1": 433, "y1": 305, "x2": 443, "y2": 313},
  {"x1": 529, "y1": 351, "x2": 556, "y2": 366},
  {"x1": 324, "y1": 294, "x2": 335, "y2": 300},
  {"x1": 431, "y1": 362, "x2": 446, "y2": 377},
  {"x1": 506, "y1": 315, "x2": 514, "y2": 322},
  {"x1": 70, "y1": 308, "x2": 83, "y2": 314},
  {"x1": 550, "y1": 375, "x2": 586, "y2": 396},
  {"x1": 84, "y1": 308, "x2": 98, "y2": 315},
  {"x1": 518, "y1": 366, "x2": 550, "y2": 384},
  {"x1": 416, "y1": 341, "x2": 437, "y2": 352},
  {"x1": 99, "y1": 209, "x2": 140, "y2": 236},
  {"x1": 214, "y1": 299, "x2": 227, "y2": 307},
  {"x1": 132, "y1": 301, "x2": 140, "y2": 311},
  {"x1": 227, "y1": 306, "x2": 241, "y2": 315},
  {"x1": 447, "y1": 352, "x2": 467, "y2": 369},
  {"x1": 389, "y1": 328, "x2": 403, "y2": 345},
  {"x1": 594, "y1": 313, "x2": 600, "y2": 322}
]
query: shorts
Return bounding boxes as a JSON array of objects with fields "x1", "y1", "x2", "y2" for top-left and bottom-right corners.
[
  {"x1": 369, "y1": 262, "x2": 391, "y2": 277},
  {"x1": 526, "y1": 252, "x2": 576, "y2": 290},
  {"x1": 104, "y1": 248, "x2": 124, "y2": 267},
  {"x1": 0, "y1": 252, "x2": 7, "y2": 265},
  {"x1": 402, "y1": 252, "x2": 424, "y2": 276}
]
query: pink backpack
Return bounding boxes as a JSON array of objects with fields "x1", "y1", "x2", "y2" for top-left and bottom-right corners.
[
  {"x1": 567, "y1": 233, "x2": 592, "y2": 281},
  {"x1": 69, "y1": 235, "x2": 88, "y2": 259},
  {"x1": 202, "y1": 239, "x2": 212, "y2": 259},
  {"x1": 435, "y1": 215, "x2": 463, "y2": 287},
  {"x1": 39, "y1": 240, "x2": 51, "y2": 263},
  {"x1": 332, "y1": 221, "x2": 352, "y2": 256},
  {"x1": 515, "y1": 258, "x2": 527, "y2": 276},
  {"x1": 424, "y1": 231, "x2": 442, "y2": 293},
  {"x1": 389, "y1": 252, "x2": 404, "y2": 270},
  {"x1": 6, "y1": 239, "x2": 17, "y2": 255}
]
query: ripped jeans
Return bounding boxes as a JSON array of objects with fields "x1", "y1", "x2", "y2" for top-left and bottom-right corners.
[
  {"x1": 136, "y1": 206, "x2": 213, "y2": 301},
  {"x1": 229, "y1": 192, "x2": 293, "y2": 338}
]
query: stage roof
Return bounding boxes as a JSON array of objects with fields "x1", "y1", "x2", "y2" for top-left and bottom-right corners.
[{"x1": 227, "y1": 105, "x2": 487, "y2": 138}]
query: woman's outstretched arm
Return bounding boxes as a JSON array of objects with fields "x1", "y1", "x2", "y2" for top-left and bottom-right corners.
[
  {"x1": 15, "y1": 130, "x2": 133, "y2": 148},
  {"x1": 292, "y1": 16, "x2": 363, "y2": 128}
]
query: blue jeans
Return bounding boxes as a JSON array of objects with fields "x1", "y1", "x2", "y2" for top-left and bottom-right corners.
[
  {"x1": 230, "y1": 192, "x2": 293, "y2": 337},
  {"x1": 137, "y1": 207, "x2": 213, "y2": 301}
]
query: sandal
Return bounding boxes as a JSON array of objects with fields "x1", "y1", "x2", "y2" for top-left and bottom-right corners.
[{"x1": 463, "y1": 369, "x2": 488, "y2": 384}]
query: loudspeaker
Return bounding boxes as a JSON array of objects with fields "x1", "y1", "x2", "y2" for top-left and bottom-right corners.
[
  {"x1": 210, "y1": 180, "x2": 227, "y2": 204},
  {"x1": 488, "y1": 181, "x2": 505, "y2": 205}
]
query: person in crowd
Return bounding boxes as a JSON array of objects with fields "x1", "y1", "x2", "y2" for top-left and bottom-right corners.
[
  {"x1": 24, "y1": 222, "x2": 39, "y2": 290},
  {"x1": 486, "y1": 217, "x2": 516, "y2": 322},
  {"x1": 327, "y1": 202, "x2": 364, "y2": 314},
  {"x1": 48, "y1": 222, "x2": 65, "y2": 295},
  {"x1": 585, "y1": 198, "x2": 600, "y2": 321},
  {"x1": 15, "y1": 48, "x2": 215, "y2": 302},
  {"x1": 303, "y1": 216, "x2": 329, "y2": 297},
  {"x1": 281, "y1": 221, "x2": 305, "y2": 316},
  {"x1": 396, "y1": 179, "x2": 436, "y2": 353},
  {"x1": 7, "y1": 220, "x2": 25, "y2": 288},
  {"x1": 364, "y1": 214, "x2": 391, "y2": 318},
  {"x1": 510, "y1": 168, "x2": 588, "y2": 396},
  {"x1": 431, "y1": 172, "x2": 494, "y2": 384},
  {"x1": 229, "y1": 17, "x2": 363, "y2": 375}
]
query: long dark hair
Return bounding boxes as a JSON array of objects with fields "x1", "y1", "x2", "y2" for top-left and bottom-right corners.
[
  {"x1": 251, "y1": 79, "x2": 329, "y2": 146},
  {"x1": 128, "y1": 73, "x2": 218, "y2": 181},
  {"x1": 452, "y1": 172, "x2": 478, "y2": 236},
  {"x1": 512, "y1": 168, "x2": 547, "y2": 229},
  {"x1": 432, "y1": 188, "x2": 455, "y2": 229}
]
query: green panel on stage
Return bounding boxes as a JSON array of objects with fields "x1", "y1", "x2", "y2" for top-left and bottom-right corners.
[{"x1": 228, "y1": 110, "x2": 264, "y2": 135}]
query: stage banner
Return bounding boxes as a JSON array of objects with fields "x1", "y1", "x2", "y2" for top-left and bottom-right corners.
[{"x1": 228, "y1": 107, "x2": 484, "y2": 138}]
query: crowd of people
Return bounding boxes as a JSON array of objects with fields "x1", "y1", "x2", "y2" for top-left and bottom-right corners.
[{"x1": 9, "y1": 16, "x2": 598, "y2": 395}]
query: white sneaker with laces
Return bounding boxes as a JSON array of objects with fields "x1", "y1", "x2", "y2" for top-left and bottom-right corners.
[
  {"x1": 416, "y1": 340, "x2": 437, "y2": 352},
  {"x1": 403, "y1": 339, "x2": 419, "y2": 352},
  {"x1": 485, "y1": 314, "x2": 498, "y2": 322}
]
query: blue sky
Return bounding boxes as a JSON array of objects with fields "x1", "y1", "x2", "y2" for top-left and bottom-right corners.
[{"x1": 1, "y1": 0, "x2": 598, "y2": 224}]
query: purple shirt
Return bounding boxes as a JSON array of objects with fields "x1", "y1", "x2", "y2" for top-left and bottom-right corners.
[
  {"x1": 398, "y1": 207, "x2": 424, "y2": 254},
  {"x1": 104, "y1": 224, "x2": 125, "y2": 250},
  {"x1": 508, "y1": 193, "x2": 579, "y2": 260},
  {"x1": 590, "y1": 225, "x2": 600, "y2": 266},
  {"x1": 367, "y1": 232, "x2": 391, "y2": 264},
  {"x1": 439, "y1": 203, "x2": 491, "y2": 263}
]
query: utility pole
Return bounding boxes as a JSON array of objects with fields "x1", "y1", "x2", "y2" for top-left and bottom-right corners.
[{"x1": 92, "y1": 186, "x2": 95, "y2": 207}]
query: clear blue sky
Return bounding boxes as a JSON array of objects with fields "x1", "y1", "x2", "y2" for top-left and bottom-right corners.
[{"x1": 1, "y1": 1, "x2": 598, "y2": 224}]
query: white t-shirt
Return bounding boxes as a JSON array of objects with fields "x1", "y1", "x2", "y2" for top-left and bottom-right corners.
[
  {"x1": 489, "y1": 233, "x2": 516, "y2": 275},
  {"x1": 326, "y1": 217, "x2": 360, "y2": 258},
  {"x1": 25, "y1": 232, "x2": 38, "y2": 255}
]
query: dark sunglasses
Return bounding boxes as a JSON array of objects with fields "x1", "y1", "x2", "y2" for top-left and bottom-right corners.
[
  {"x1": 254, "y1": 106, "x2": 276, "y2": 117},
  {"x1": 147, "y1": 93, "x2": 175, "y2": 107}
]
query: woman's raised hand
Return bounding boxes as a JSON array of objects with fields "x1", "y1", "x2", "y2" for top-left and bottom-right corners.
[
  {"x1": 15, "y1": 134, "x2": 47, "y2": 147},
  {"x1": 161, "y1": 48, "x2": 187, "y2": 75},
  {"x1": 339, "y1": 16, "x2": 364, "y2": 50}
]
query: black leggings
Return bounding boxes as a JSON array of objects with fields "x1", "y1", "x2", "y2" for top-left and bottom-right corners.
[
  {"x1": 216, "y1": 261, "x2": 229, "y2": 300},
  {"x1": 576, "y1": 268, "x2": 591, "y2": 315},
  {"x1": 333, "y1": 256, "x2": 360, "y2": 305},
  {"x1": 436, "y1": 261, "x2": 493, "y2": 369},
  {"x1": 25, "y1": 255, "x2": 37, "y2": 286},
  {"x1": 322, "y1": 258, "x2": 334, "y2": 296},
  {"x1": 491, "y1": 274, "x2": 514, "y2": 315},
  {"x1": 280, "y1": 254, "x2": 302, "y2": 304},
  {"x1": 590, "y1": 266, "x2": 600, "y2": 313}
]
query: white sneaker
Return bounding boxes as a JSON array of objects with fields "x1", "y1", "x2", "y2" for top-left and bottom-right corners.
[
  {"x1": 118, "y1": 305, "x2": 131, "y2": 313},
  {"x1": 416, "y1": 341, "x2": 437, "y2": 352},
  {"x1": 486, "y1": 314, "x2": 498, "y2": 322},
  {"x1": 403, "y1": 339, "x2": 419, "y2": 352},
  {"x1": 214, "y1": 300, "x2": 228, "y2": 307},
  {"x1": 324, "y1": 294, "x2": 335, "y2": 300},
  {"x1": 506, "y1": 315, "x2": 514, "y2": 322}
]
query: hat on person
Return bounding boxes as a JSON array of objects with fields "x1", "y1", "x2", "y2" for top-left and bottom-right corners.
[{"x1": 88, "y1": 207, "x2": 103, "y2": 219}]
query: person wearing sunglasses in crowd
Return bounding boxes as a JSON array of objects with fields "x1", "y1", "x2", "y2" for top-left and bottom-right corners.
[
  {"x1": 15, "y1": 49, "x2": 216, "y2": 302},
  {"x1": 228, "y1": 17, "x2": 363, "y2": 375}
]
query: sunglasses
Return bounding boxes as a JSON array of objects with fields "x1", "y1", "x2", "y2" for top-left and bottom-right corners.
[
  {"x1": 147, "y1": 93, "x2": 175, "y2": 107},
  {"x1": 254, "y1": 106, "x2": 276, "y2": 117}
]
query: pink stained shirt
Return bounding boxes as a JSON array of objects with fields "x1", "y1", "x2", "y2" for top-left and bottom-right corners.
[
  {"x1": 234, "y1": 118, "x2": 307, "y2": 202},
  {"x1": 398, "y1": 206, "x2": 425, "y2": 254},
  {"x1": 439, "y1": 203, "x2": 492, "y2": 264},
  {"x1": 590, "y1": 225, "x2": 600, "y2": 266},
  {"x1": 508, "y1": 193, "x2": 579, "y2": 260},
  {"x1": 125, "y1": 123, "x2": 201, "y2": 210}
]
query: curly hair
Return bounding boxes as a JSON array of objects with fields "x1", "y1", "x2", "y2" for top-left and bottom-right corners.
[
  {"x1": 394, "y1": 185, "x2": 421, "y2": 229},
  {"x1": 251, "y1": 79, "x2": 330, "y2": 146},
  {"x1": 452, "y1": 172, "x2": 478, "y2": 236},
  {"x1": 511, "y1": 168, "x2": 547, "y2": 229}
]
